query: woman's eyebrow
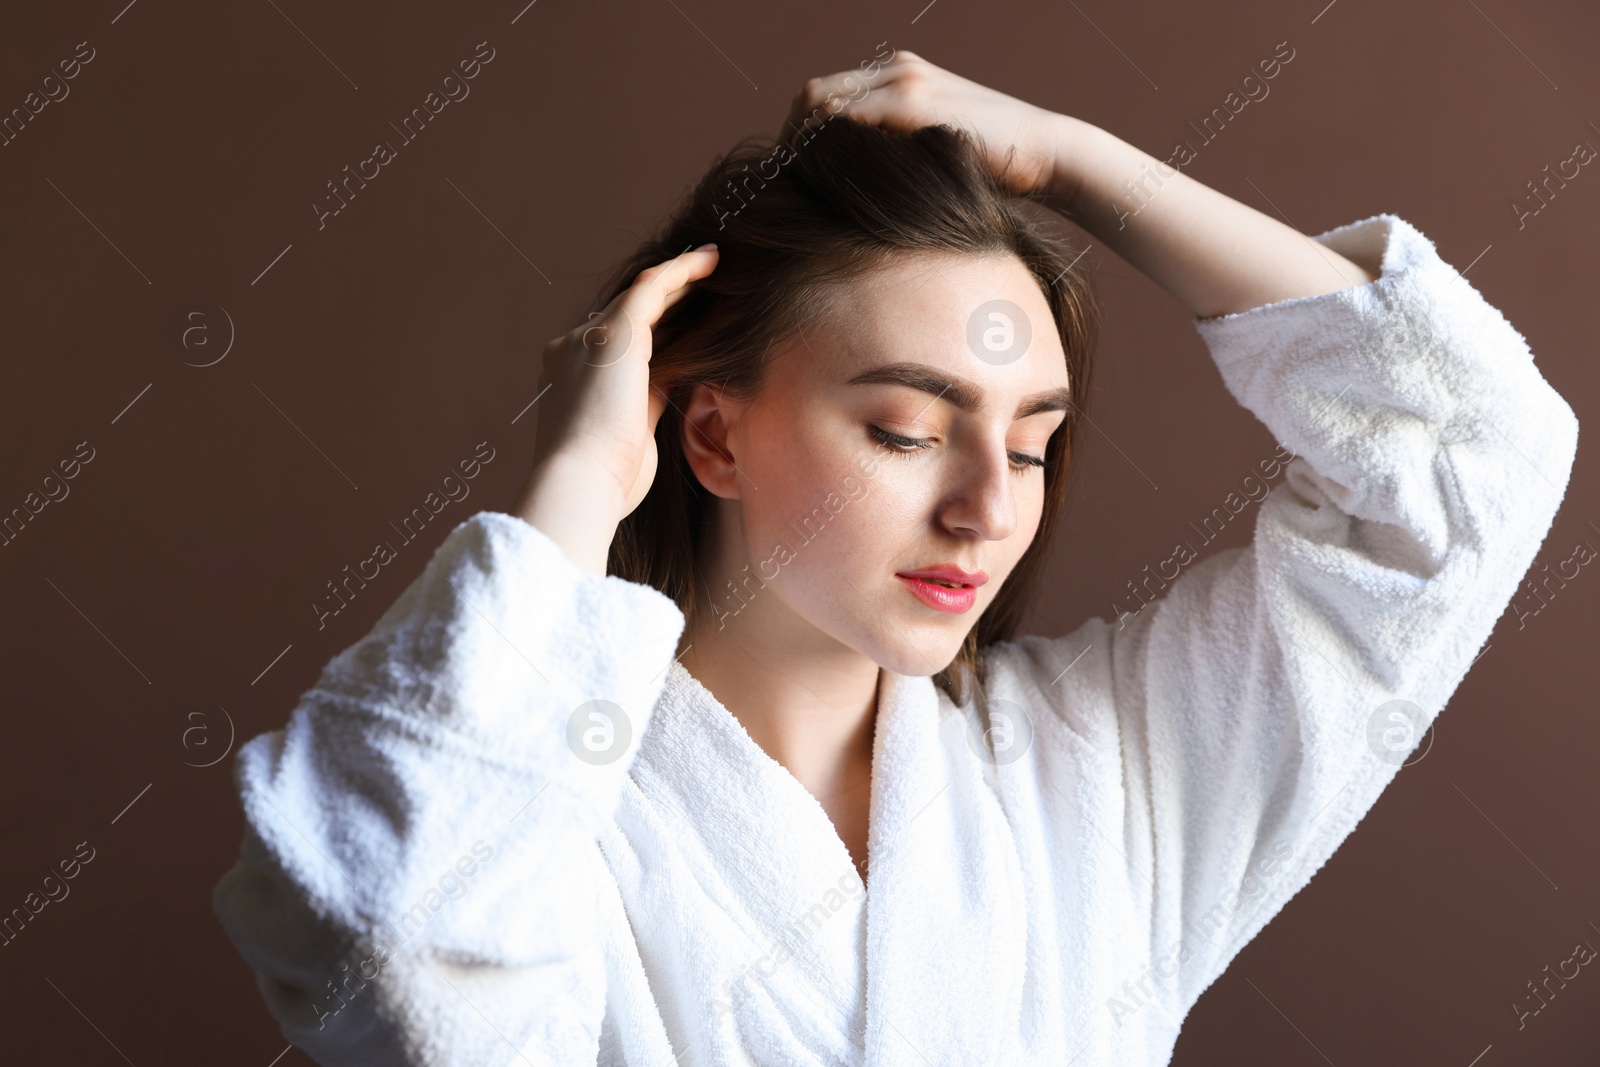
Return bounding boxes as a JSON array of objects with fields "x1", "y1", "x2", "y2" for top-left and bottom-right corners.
[{"x1": 845, "y1": 361, "x2": 1071, "y2": 418}]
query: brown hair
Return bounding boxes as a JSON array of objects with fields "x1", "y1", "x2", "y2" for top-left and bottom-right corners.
[{"x1": 594, "y1": 114, "x2": 1100, "y2": 709}]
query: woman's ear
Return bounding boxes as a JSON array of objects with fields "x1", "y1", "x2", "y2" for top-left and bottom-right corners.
[{"x1": 679, "y1": 382, "x2": 745, "y2": 500}]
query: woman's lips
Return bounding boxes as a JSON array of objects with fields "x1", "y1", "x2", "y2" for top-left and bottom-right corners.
[{"x1": 895, "y1": 574, "x2": 978, "y2": 614}]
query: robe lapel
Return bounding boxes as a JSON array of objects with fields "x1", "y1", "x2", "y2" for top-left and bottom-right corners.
[
  {"x1": 610, "y1": 660, "x2": 1028, "y2": 1066},
  {"x1": 863, "y1": 667, "x2": 1029, "y2": 1066},
  {"x1": 613, "y1": 661, "x2": 870, "y2": 1062}
]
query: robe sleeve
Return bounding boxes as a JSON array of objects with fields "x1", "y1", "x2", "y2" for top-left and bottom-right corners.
[
  {"x1": 1002, "y1": 213, "x2": 1578, "y2": 1020},
  {"x1": 211, "y1": 510, "x2": 686, "y2": 1066}
]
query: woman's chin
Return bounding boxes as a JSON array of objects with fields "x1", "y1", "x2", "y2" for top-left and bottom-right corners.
[{"x1": 867, "y1": 635, "x2": 965, "y2": 679}]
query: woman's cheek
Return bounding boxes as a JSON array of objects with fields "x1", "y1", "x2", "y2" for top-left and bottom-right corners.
[
  {"x1": 834, "y1": 472, "x2": 931, "y2": 586},
  {"x1": 775, "y1": 454, "x2": 901, "y2": 577},
  {"x1": 738, "y1": 423, "x2": 825, "y2": 520}
]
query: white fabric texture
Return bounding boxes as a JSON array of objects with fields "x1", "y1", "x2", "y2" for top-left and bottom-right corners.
[{"x1": 212, "y1": 212, "x2": 1579, "y2": 1066}]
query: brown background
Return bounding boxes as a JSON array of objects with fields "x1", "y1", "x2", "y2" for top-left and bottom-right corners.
[{"x1": 1, "y1": 0, "x2": 1596, "y2": 1063}]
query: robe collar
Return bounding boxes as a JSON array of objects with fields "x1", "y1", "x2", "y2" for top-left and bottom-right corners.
[{"x1": 621, "y1": 659, "x2": 1027, "y2": 1064}]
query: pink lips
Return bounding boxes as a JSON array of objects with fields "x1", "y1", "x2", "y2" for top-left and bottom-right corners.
[{"x1": 895, "y1": 565, "x2": 989, "y2": 615}]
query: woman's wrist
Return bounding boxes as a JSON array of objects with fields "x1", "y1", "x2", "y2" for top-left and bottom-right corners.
[
  {"x1": 1037, "y1": 113, "x2": 1120, "y2": 220},
  {"x1": 509, "y1": 453, "x2": 623, "y2": 577},
  {"x1": 1034, "y1": 114, "x2": 1376, "y2": 319}
]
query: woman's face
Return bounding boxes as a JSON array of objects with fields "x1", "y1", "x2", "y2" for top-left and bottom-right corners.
[{"x1": 685, "y1": 250, "x2": 1071, "y2": 678}]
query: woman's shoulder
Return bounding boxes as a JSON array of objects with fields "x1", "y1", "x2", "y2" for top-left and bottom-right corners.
[
  {"x1": 977, "y1": 614, "x2": 1119, "y2": 750},
  {"x1": 971, "y1": 534, "x2": 1249, "y2": 750}
]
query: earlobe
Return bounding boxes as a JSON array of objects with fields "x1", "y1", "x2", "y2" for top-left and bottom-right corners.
[{"x1": 678, "y1": 382, "x2": 744, "y2": 500}]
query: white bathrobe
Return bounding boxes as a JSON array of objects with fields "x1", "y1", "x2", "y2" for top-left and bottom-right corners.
[{"x1": 213, "y1": 213, "x2": 1579, "y2": 1066}]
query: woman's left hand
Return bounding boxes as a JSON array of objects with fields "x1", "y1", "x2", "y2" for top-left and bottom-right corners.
[{"x1": 779, "y1": 49, "x2": 1073, "y2": 199}]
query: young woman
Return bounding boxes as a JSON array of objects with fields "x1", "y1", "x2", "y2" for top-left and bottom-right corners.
[{"x1": 213, "y1": 50, "x2": 1578, "y2": 1066}]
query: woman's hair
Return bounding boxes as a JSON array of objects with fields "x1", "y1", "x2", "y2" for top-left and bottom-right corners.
[{"x1": 592, "y1": 114, "x2": 1100, "y2": 709}]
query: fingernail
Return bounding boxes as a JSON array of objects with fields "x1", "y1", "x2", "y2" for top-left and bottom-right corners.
[{"x1": 692, "y1": 242, "x2": 718, "y2": 252}]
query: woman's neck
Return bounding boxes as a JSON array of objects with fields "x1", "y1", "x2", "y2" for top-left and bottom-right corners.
[
  {"x1": 677, "y1": 622, "x2": 880, "y2": 793},
  {"x1": 678, "y1": 621, "x2": 879, "y2": 882},
  {"x1": 672, "y1": 607, "x2": 883, "y2": 809}
]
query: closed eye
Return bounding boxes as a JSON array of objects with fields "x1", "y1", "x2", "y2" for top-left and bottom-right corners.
[{"x1": 867, "y1": 425, "x2": 1047, "y2": 472}]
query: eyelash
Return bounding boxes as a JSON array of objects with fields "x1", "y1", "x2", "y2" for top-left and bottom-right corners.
[{"x1": 868, "y1": 426, "x2": 1048, "y2": 472}]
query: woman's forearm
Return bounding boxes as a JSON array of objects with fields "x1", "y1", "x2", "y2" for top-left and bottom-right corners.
[
  {"x1": 510, "y1": 455, "x2": 621, "y2": 577},
  {"x1": 1042, "y1": 114, "x2": 1377, "y2": 320}
]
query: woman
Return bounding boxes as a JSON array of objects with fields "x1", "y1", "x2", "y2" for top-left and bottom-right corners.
[{"x1": 213, "y1": 50, "x2": 1578, "y2": 1066}]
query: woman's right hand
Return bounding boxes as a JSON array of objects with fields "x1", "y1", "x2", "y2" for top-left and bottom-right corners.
[{"x1": 512, "y1": 243, "x2": 719, "y2": 574}]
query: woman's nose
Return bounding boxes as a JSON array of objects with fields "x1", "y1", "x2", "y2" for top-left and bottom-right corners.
[{"x1": 939, "y1": 443, "x2": 1018, "y2": 541}]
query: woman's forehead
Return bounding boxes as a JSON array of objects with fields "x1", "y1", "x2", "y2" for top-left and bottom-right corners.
[{"x1": 783, "y1": 255, "x2": 1068, "y2": 394}]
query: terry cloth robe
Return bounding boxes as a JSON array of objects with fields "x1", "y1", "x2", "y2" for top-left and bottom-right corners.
[{"x1": 212, "y1": 213, "x2": 1579, "y2": 1067}]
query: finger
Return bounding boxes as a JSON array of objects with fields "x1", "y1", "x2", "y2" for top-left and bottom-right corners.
[
  {"x1": 573, "y1": 246, "x2": 714, "y2": 371},
  {"x1": 779, "y1": 90, "x2": 918, "y2": 149},
  {"x1": 614, "y1": 247, "x2": 719, "y2": 335},
  {"x1": 780, "y1": 65, "x2": 904, "y2": 145},
  {"x1": 780, "y1": 74, "x2": 878, "y2": 143},
  {"x1": 645, "y1": 383, "x2": 669, "y2": 434},
  {"x1": 584, "y1": 246, "x2": 715, "y2": 341},
  {"x1": 657, "y1": 246, "x2": 720, "y2": 314}
]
